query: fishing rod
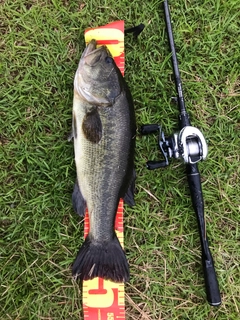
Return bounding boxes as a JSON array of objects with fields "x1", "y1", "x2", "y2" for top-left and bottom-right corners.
[{"x1": 141, "y1": 0, "x2": 221, "y2": 306}]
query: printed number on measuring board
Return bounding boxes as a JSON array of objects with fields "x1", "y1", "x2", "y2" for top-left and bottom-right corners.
[{"x1": 107, "y1": 313, "x2": 114, "y2": 320}]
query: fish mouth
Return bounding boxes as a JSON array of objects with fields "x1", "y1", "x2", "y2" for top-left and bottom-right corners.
[{"x1": 82, "y1": 39, "x2": 106, "y2": 66}]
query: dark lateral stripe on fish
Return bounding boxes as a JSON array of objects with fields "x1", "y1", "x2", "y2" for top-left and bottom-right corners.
[
  {"x1": 72, "y1": 234, "x2": 129, "y2": 283},
  {"x1": 82, "y1": 108, "x2": 102, "y2": 143}
]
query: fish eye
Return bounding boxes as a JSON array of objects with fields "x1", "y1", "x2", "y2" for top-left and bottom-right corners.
[{"x1": 105, "y1": 56, "x2": 113, "y2": 64}]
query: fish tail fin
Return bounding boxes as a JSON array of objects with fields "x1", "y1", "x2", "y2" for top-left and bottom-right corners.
[{"x1": 72, "y1": 233, "x2": 129, "y2": 283}]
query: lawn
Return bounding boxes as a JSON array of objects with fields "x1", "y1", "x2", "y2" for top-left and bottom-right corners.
[{"x1": 1, "y1": 0, "x2": 239, "y2": 319}]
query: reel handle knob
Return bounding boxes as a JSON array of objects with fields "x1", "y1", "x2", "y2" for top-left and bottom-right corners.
[
  {"x1": 147, "y1": 160, "x2": 168, "y2": 170},
  {"x1": 141, "y1": 124, "x2": 159, "y2": 135}
]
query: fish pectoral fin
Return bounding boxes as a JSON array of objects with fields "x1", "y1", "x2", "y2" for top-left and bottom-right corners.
[
  {"x1": 72, "y1": 233, "x2": 129, "y2": 283},
  {"x1": 82, "y1": 108, "x2": 102, "y2": 143},
  {"x1": 68, "y1": 112, "x2": 77, "y2": 142},
  {"x1": 123, "y1": 169, "x2": 136, "y2": 207},
  {"x1": 67, "y1": 131, "x2": 74, "y2": 142},
  {"x1": 72, "y1": 179, "x2": 86, "y2": 216}
]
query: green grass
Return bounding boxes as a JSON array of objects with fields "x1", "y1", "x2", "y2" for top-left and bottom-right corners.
[{"x1": 1, "y1": 0, "x2": 239, "y2": 319}]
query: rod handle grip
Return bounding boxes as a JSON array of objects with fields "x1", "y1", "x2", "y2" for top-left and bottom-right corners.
[{"x1": 202, "y1": 252, "x2": 221, "y2": 306}]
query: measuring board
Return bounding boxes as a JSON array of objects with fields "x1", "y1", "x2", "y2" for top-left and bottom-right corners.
[
  {"x1": 82, "y1": 21, "x2": 126, "y2": 320},
  {"x1": 85, "y1": 21, "x2": 124, "y2": 76}
]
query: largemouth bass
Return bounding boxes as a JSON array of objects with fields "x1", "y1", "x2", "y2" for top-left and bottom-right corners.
[{"x1": 71, "y1": 39, "x2": 135, "y2": 283}]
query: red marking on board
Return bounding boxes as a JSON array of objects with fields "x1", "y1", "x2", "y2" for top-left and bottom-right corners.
[{"x1": 96, "y1": 39, "x2": 120, "y2": 45}]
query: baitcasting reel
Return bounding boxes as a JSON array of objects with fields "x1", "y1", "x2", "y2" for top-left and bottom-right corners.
[{"x1": 141, "y1": 123, "x2": 208, "y2": 169}]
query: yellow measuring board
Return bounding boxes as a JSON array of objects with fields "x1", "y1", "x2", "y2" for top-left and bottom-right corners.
[
  {"x1": 85, "y1": 21, "x2": 124, "y2": 75},
  {"x1": 82, "y1": 21, "x2": 126, "y2": 320}
]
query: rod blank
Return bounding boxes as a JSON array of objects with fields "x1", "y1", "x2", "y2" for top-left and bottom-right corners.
[{"x1": 163, "y1": 0, "x2": 221, "y2": 306}]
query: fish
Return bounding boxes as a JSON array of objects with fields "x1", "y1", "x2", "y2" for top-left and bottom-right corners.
[{"x1": 71, "y1": 39, "x2": 136, "y2": 283}]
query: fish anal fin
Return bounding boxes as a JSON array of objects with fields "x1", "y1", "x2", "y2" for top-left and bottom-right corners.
[
  {"x1": 72, "y1": 179, "x2": 86, "y2": 217},
  {"x1": 123, "y1": 169, "x2": 136, "y2": 206}
]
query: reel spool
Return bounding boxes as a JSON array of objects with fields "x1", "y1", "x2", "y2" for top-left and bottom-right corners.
[{"x1": 141, "y1": 124, "x2": 208, "y2": 169}]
